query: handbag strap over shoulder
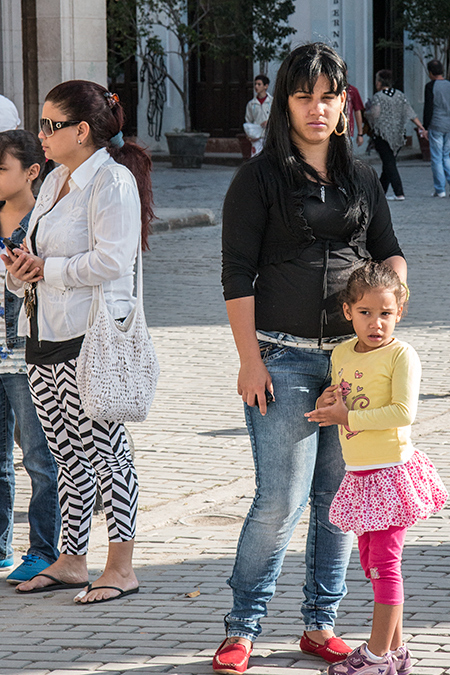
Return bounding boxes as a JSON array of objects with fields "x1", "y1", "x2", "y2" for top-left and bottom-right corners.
[{"x1": 86, "y1": 163, "x2": 143, "y2": 328}]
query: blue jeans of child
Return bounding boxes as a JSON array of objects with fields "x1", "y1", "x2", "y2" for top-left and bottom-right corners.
[
  {"x1": 428, "y1": 129, "x2": 450, "y2": 194},
  {"x1": 225, "y1": 334, "x2": 354, "y2": 640},
  {"x1": 0, "y1": 372, "x2": 60, "y2": 563}
]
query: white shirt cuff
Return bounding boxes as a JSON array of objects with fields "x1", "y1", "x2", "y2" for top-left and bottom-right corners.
[
  {"x1": 6, "y1": 272, "x2": 25, "y2": 297},
  {"x1": 43, "y1": 257, "x2": 67, "y2": 290}
]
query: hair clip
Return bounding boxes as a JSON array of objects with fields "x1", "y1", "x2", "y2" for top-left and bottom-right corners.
[
  {"x1": 110, "y1": 130, "x2": 125, "y2": 148},
  {"x1": 104, "y1": 91, "x2": 120, "y2": 108}
]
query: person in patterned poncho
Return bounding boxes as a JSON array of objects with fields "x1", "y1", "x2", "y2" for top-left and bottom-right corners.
[{"x1": 365, "y1": 70, "x2": 426, "y2": 201}]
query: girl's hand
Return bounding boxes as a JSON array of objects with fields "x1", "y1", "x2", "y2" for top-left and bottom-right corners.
[
  {"x1": 316, "y1": 384, "x2": 340, "y2": 409},
  {"x1": 304, "y1": 388, "x2": 349, "y2": 427},
  {"x1": 1, "y1": 249, "x2": 44, "y2": 282},
  {"x1": 237, "y1": 358, "x2": 274, "y2": 416}
]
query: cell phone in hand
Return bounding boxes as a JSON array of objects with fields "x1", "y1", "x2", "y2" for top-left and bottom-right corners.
[
  {"x1": 255, "y1": 389, "x2": 274, "y2": 408},
  {"x1": 2, "y1": 238, "x2": 19, "y2": 253}
]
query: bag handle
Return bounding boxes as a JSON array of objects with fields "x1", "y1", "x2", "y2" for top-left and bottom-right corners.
[{"x1": 86, "y1": 164, "x2": 143, "y2": 329}]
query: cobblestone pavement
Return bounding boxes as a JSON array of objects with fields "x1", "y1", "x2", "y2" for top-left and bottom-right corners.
[{"x1": 1, "y1": 160, "x2": 450, "y2": 675}]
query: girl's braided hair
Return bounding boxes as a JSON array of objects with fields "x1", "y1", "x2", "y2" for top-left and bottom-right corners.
[{"x1": 343, "y1": 261, "x2": 404, "y2": 307}]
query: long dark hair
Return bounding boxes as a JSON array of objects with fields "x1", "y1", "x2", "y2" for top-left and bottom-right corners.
[
  {"x1": 0, "y1": 129, "x2": 54, "y2": 191},
  {"x1": 45, "y1": 80, "x2": 153, "y2": 249},
  {"x1": 264, "y1": 42, "x2": 372, "y2": 224}
]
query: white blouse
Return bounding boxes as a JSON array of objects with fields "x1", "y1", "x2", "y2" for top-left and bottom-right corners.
[{"x1": 7, "y1": 148, "x2": 141, "y2": 342}]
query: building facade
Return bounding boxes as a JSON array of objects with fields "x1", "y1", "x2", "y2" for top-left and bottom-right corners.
[
  {"x1": 138, "y1": 0, "x2": 429, "y2": 152},
  {"x1": 0, "y1": 0, "x2": 107, "y2": 133},
  {"x1": 0, "y1": 0, "x2": 429, "y2": 150}
]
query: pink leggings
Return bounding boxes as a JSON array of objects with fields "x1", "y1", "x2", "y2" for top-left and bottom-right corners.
[{"x1": 358, "y1": 526, "x2": 407, "y2": 605}]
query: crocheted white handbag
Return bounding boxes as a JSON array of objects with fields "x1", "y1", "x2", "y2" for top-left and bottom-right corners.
[{"x1": 76, "y1": 169, "x2": 160, "y2": 423}]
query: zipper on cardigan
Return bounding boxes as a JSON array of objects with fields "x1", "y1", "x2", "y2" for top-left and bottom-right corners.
[{"x1": 318, "y1": 240, "x2": 330, "y2": 347}]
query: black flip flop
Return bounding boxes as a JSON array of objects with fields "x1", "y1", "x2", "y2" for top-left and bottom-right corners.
[
  {"x1": 15, "y1": 573, "x2": 89, "y2": 594},
  {"x1": 74, "y1": 583, "x2": 139, "y2": 604}
]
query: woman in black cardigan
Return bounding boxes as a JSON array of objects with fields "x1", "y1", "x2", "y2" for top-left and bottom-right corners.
[{"x1": 214, "y1": 43, "x2": 407, "y2": 674}]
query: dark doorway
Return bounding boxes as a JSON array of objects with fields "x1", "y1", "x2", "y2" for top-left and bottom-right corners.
[
  {"x1": 21, "y1": 0, "x2": 39, "y2": 133},
  {"x1": 190, "y1": 52, "x2": 254, "y2": 137},
  {"x1": 373, "y1": 0, "x2": 404, "y2": 91},
  {"x1": 106, "y1": 0, "x2": 138, "y2": 137},
  {"x1": 108, "y1": 56, "x2": 138, "y2": 138}
]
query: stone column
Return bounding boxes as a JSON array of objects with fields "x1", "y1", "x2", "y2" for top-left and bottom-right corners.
[
  {"x1": 0, "y1": 0, "x2": 108, "y2": 132},
  {"x1": 36, "y1": 0, "x2": 108, "y2": 105},
  {"x1": 0, "y1": 0, "x2": 24, "y2": 123}
]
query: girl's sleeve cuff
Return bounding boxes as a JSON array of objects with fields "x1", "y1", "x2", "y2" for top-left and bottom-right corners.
[{"x1": 347, "y1": 410, "x2": 361, "y2": 430}]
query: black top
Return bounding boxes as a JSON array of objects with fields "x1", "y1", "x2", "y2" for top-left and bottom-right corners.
[
  {"x1": 222, "y1": 153, "x2": 404, "y2": 339},
  {"x1": 423, "y1": 80, "x2": 434, "y2": 130},
  {"x1": 25, "y1": 311, "x2": 84, "y2": 365}
]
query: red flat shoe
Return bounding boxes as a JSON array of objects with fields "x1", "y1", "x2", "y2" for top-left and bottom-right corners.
[
  {"x1": 212, "y1": 638, "x2": 253, "y2": 674},
  {"x1": 300, "y1": 632, "x2": 351, "y2": 664}
]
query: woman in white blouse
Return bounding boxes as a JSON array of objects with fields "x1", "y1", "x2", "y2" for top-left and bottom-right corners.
[{"x1": 3, "y1": 80, "x2": 153, "y2": 604}]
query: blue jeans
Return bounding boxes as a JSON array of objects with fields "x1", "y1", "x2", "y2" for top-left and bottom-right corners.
[
  {"x1": 225, "y1": 334, "x2": 354, "y2": 640},
  {"x1": 0, "y1": 372, "x2": 60, "y2": 563},
  {"x1": 428, "y1": 129, "x2": 450, "y2": 193}
]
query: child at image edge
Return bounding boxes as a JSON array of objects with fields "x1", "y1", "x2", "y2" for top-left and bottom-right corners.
[{"x1": 305, "y1": 261, "x2": 448, "y2": 675}]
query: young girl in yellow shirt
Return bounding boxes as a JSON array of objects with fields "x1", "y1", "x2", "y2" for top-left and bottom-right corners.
[{"x1": 305, "y1": 261, "x2": 447, "y2": 675}]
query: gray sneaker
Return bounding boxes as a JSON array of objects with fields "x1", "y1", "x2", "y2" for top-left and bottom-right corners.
[
  {"x1": 327, "y1": 644, "x2": 396, "y2": 675},
  {"x1": 391, "y1": 645, "x2": 413, "y2": 675}
]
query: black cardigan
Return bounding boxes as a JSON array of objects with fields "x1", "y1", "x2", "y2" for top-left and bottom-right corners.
[{"x1": 222, "y1": 153, "x2": 404, "y2": 339}]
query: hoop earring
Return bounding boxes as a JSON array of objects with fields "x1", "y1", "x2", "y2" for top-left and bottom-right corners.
[
  {"x1": 285, "y1": 111, "x2": 291, "y2": 129},
  {"x1": 334, "y1": 112, "x2": 347, "y2": 136}
]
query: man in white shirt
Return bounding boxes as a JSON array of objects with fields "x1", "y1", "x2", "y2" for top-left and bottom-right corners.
[
  {"x1": 244, "y1": 75, "x2": 273, "y2": 156},
  {"x1": 0, "y1": 94, "x2": 20, "y2": 132}
]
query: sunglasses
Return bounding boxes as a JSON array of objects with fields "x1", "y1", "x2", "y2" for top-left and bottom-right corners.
[{"x1": 39, "y1": 118, "x2": 81, "y2": 137}]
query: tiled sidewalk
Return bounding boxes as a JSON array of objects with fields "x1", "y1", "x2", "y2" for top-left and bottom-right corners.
[{"x1": 1, "y1": 161, "x2": 449, "y2": 675}]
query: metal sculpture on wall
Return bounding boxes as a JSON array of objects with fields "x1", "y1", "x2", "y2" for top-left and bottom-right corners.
[{"x1": 140, "y1": 45, "x2": 167, "y2": 142}]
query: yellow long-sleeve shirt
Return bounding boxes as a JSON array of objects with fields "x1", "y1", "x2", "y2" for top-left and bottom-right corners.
[{"x1": 331, "y1": 337, "x2": 421, "y2": 470}]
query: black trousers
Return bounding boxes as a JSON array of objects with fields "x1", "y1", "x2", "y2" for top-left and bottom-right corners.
[{"x1": 373, "y1": 136, "x2": 404, "y2": 197}]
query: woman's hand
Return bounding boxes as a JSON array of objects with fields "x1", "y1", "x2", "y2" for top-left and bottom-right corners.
[
  {"x1": 225, "y1": 297, "x2": 275, "y2": 416},
  {"x1": 1, "y1": 248, "x2": 44, "y2": 282},
  {"x1": 304, "y1": 387, "x2": 349, "y2": 427},
  {"x1": 237, "y1": 357, "x2": 274, "y2": 416}
]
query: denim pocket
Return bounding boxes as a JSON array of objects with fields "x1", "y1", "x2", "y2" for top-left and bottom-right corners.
[{"x1": 258, "y1": 341, "x2": 288, "y2": 364}]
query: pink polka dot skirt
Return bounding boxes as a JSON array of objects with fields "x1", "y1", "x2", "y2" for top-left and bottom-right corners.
[{"x1": 330, "y1": 449, "x2": 448, "y2": 536}]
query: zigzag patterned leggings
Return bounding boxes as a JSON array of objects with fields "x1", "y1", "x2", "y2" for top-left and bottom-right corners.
[{"x1": 27, "y1": 360, "x2": 139, "y2": 555}]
